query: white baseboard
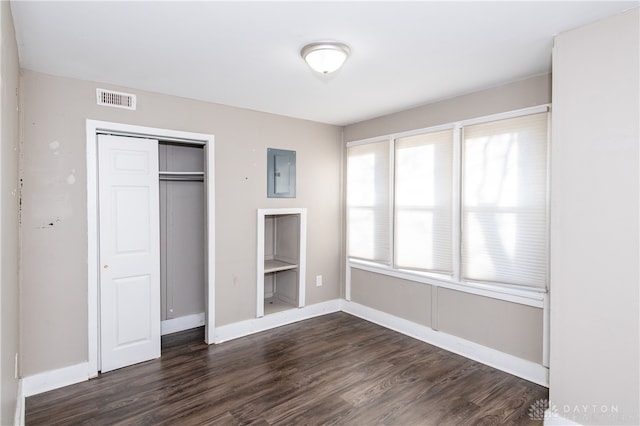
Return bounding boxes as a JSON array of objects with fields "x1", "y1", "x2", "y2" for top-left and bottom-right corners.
[
  {"x1": 21, "y1": 362, "x2": 91, "y2": 397},
  {"x1": 20, "y1": 297, "x2": 548, "y2": 401},
  {"x1": 213, "y1": 299, "x2": 342, "y2": 343},
  {"x1": 341, "y1": 300, "x2": 549, "y2": 387},
  {"x1": 161, "y1": 312, "x2": 205, "y2": 335},
  {"x1": 14, "y1": 379, "x2": 24, "y2": 426}
]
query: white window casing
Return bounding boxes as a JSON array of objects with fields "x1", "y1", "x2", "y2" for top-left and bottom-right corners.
[{"x1": 345, "y1": 104, "x2": 550, "y2": 300}]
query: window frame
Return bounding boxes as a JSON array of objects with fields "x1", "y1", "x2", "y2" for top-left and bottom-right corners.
[
  {"x1": 460, "y1": 112, "x2": 549, "y2": 288},
  {"x1": 345, "y1": 104, "x2": 551, "y2": 305},
  {"x1": 345, "y1": 138, "x2": 394, "y2": 264},
  {"x1": 393, "y1": 128, "x2": 456, "y2": 276}
]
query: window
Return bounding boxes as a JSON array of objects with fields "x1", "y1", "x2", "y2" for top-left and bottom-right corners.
[
  {"x1": 395, "y1": 130, "x2": 453, "y2": 274},
  {"x1": 346, "y1": 108, "x2": 549, "y2": 290},
  {"x1": 346, "y1": 140, "x2": 390, "y2": 264},
  {"x1": 462, "y1": 113, "x2": 548, "y2": 287}
]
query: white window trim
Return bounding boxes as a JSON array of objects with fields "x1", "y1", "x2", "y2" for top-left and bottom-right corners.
[
  {"x1": 346, "y1": 122, "x2": 455, "y2": 148},
  {"x1": 451, "y1": 124, "x2": 462, "y2": 282},
  {"x1": 387, "y1": 137, "x2": 395, "y2": 265},
  {"x1": 345, "y1": 104, "x2": 551, "y2": 308},
  {"x1": 346, "y1": 105, "x2": 550, "y2": 148},
  {"x1": 349, "y1": 259, "x2": 545, "y2": 308}
]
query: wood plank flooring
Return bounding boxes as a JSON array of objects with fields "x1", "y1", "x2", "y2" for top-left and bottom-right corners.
[{"x1": 26, "y1": 312, "x2": 548, "y2": 425}]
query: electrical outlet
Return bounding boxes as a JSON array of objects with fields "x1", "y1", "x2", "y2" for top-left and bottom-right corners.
[{"x1": 316, "y1": 275, "x2": 323, "y2": 287}]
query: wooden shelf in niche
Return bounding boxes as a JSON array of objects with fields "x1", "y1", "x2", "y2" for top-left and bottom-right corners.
[
  {"x1": 256, "y1": 208, "x2": 307, "y2": 318},
  {"x1": 264, "y1": 259, "x2": 298, "y2": 273}
]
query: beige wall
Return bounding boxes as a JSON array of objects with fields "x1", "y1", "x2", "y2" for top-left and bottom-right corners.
[
  {"x1": 0, "y1": 1, "x2": 20, "y2": 423},
  {"x1": 349, "y1": 270, "x2": 543, "y2": 363},
  {"x1": 437, "y1": 288, "x2": 543, "y2": 363},
  {"x1": 350, "y1": 269, "x2": 432, "y2": 327},
  {"x1": 344, "y1": 75, "x2": 551, "y2": 366},
  {"x1": 20, "y1": 70, "x2": 343, "y2": 376},
  {"x1": 549, "y1": 8, "x2": 639, "y2": 425},
  {"x1": 344, "y1": 74, "x2": 550, "y2": 142}
]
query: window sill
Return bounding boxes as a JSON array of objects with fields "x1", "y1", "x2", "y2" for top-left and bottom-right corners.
[{"x1": 347, "y1": 259, "x2": 547, "y2": 308}]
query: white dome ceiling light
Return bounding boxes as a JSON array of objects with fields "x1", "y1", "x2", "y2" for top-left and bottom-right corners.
[{"x1": 300, "y1": 42, "x2": 351, "y2": 74}]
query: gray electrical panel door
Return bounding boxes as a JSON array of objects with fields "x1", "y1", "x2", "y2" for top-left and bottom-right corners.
[{"x1": 267, "y1": 148, "x2": 296, "y2": 198}]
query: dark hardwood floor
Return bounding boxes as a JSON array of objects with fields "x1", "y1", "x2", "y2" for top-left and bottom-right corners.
[{"x1": 26, "y1": 312, "x2": 548, "y2": 425}]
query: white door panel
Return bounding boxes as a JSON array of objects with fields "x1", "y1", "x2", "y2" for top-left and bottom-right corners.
[
  {"x1": 113, "y1": 275, "x2": 152, "y2": 345},
  {"x1": 99, "y1": 134, "x2": 160, "y2": 373},
  {"x1": 114, "y1": 187, "x2": 151, "y2": 253}
]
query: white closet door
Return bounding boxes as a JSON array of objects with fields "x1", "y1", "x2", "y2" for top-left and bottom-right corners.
[{"x1": 98, "y1": 134, "x2": 161, "y2": 372}]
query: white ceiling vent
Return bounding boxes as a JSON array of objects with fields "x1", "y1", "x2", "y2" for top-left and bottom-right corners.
[{"x1": 96, "y1": 88, "x2": 136, "y2": 110}]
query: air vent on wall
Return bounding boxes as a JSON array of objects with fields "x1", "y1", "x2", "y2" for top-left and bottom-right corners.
[{"x1": 96, "y1": 88, "x2": 136, "y2": 110}]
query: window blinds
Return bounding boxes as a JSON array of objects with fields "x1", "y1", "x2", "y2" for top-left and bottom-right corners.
[
  {"x1": 461, "y1": 112, "x2": 549, "y2": 288},
  {"x1": 395, "y1": 130, "x2": 453, "y2": 274},
  {"x1": 347, "y1": 140, "x2": 391, "y2": 264}
]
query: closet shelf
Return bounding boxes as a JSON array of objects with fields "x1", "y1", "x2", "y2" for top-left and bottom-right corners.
[
  {"x1": 264, "y1": 259, "x2": 298, "y2": 273},
  {"x1": 159, "y1": 171, "x2": 204, "y2": 182},
  {"x1": 159, "y1": 171, "x2": 204, "y2": 176}
]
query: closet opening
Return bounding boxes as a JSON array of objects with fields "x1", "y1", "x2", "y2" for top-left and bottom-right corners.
[
  {"x1": 159, "y1": 141, "x2": 206, "y2": 339},
  {"x1": 87, "y1": 119, "x2": 215, "y2": 376}
]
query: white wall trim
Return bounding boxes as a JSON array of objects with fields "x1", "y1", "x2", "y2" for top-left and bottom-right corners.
[
  {"x1": 22, "y1": 303, "x2": 342, "y2": 399},
  {"x1": 204, "y1": 138, "x2": 216, "y2": 344},
  {"x1": 86, "y1": 119, "x2": 215, "y2": 374},
  {"x1": 161, "y1": 313, "x2": 205, "y2": 336},
  {"x1": 349, "y1": 261, "x2": 546, "y2": 308},
  {"x1": 341, "y1": 300, "x2": 549, "y2": 387},
  {"x1": 542, "y1": 291, "x2": 550, "y2": 367},
  {"x1": 346, "y1": 104, "x2": 551, "y2": 146},
  {"x1": 256, "y1": 208, "x2": 307, "y2": 318},
  {"x1": 21, "y1": 362, "x2": 91, "y2": 397},
  {"x1": 20, "y1": 298, "x2": 548, "y2": 398},
  {"x1": 214, "y1": 299, "x2": 341, "y2": 344},
  {"x1": 14, "y1": 380, "x2": 24, "y2": 426},
  {"x1": 256, "y1": 212, "x2": 266, "y2": 316},
  {"x1": 345, "y1": 259, "x2": 351, "y2": 301}
]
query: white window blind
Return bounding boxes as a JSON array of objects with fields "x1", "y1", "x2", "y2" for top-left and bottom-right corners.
[
  {"x1": 347, "y1": 140, "x2": 391, "y2": 264},
  {"x1": 462, "y1": 112, "x2": 549, "y2": 288},
  {"x1": 395, "y1": 129, "x2": 453, "y2": 274}
]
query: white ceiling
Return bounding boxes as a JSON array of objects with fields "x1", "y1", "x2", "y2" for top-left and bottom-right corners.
[{"x1": 10, "y1": 1, "x2": 638, "y2": 126}]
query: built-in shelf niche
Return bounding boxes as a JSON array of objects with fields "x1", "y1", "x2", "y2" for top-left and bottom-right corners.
[{"x1": 257, "y1": 208, "x2": 306, "y2": 317}]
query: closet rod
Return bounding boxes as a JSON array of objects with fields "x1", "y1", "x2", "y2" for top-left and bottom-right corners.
[
  {"x1": 159, "y1": 171, "x2": 204, "y2": 182},
  {"x1": 159, "y1": 171, "x2": 204, "y2": 176},
  {"x1": 159, "y1": 176, "x2": 204, "y2": 182}
]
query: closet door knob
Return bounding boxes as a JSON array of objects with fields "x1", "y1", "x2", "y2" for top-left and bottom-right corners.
[{"x1": 103, "y1": 264, "x2": 109, "y2": 269}]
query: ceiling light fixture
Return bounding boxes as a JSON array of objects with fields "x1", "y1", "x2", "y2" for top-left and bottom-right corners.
[{"x1": 301, "y1": 42, "x2": 350, "y2": 74}]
